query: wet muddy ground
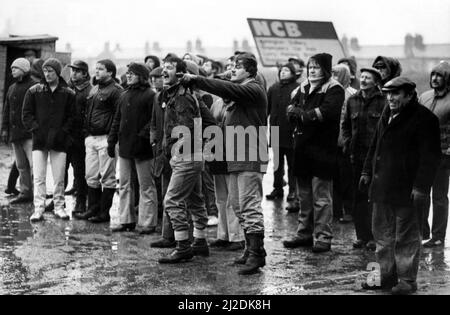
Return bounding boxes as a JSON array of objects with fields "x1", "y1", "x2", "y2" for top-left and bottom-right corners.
[{"x1": 0, "y1": 144, "x2": 449, "y2": 295}]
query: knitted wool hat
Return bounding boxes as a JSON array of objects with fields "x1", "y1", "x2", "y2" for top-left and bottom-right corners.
[
  {"x1": 309, "y1": 53, "x2": 333, "y2": 81},
  {"x1": 11, "y1": 58, "x2": 31, "y2": 73},
  {"x1": 42, "y1": 58, "x2": 62, "y2": 76}
]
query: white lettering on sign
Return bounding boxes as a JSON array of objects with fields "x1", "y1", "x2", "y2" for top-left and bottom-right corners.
[
  {"x1": 270, "y1": 21, "x2": 286, "y2": 37},
  {"x1": 251, "y1": 20, "x2": 302, "y2": 38},
  {"x1": 252, "y1": 20, "x2": 271, "y2": 36},
  {"x1": 285, "y1": 22, "x2": 302, "y2": 37}
]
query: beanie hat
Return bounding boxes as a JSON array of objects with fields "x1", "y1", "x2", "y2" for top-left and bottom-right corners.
[
  {"x1": 127, "y1": 62, "x2": 150, "y2": 81},
  {"x1": 11, "y1": 58, "x2": 31, "y2": 73},
  {"x1": 309, "y1": 53, "x2": 333, "y2": 81},
  {"x1": 97, "y1": 59, "x2": 117, "y2": 79},
  {"x1": 42, "y1": 58, "x2": 62, "y2": 76},
  {"x1": 30, "y1": 59, "x2": 45, "y2": 81},
  {"x1": 185, "y1": 60, "x2": 200, "y2": 75}
]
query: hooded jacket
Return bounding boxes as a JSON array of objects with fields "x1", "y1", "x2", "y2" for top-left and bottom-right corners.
[
  {"x1": 2, "y1": 74, "x2": 37, "y2": 142},
  {"x1": 372, "y1": 56, "x2": 402, "y2": 85},
  {"x1": 338, "y1": 57, "x2": 360, "y2": 90},
  {"x1": 419, "y1": 61, "x2": 450, "y2": 155}
]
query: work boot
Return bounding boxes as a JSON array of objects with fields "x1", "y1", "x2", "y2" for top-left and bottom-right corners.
[
  {"x1": 312, "y1": 241, "x2": 331, "y2": 253},
  {"x1": 265, "y1": 189, "x2": 283, "y2": 200},
  {"x1": 226, "y1": 241, "x2": 245, "y2": 251},
  {"x1": 72, "y1": 195, "x2": 87, "y2": 216},
  {"x1": 158, "y1": 240, "x2": 194, "y2": 264},
  {"x1": 89, "y1": 188, "x2": 114, "y2": 223},
  {"x1": 365, "y1": 240, "x2": 376, "y2": 251},
  {"x1": 74, "y1": 187, "x2": 101, "y2": 220},
  {"x1": 286, "y1": 191, "x2": 297, "y2": 202},
  {"x1": 391, "y1": 280, "x2": 417, "y2": 295},
  {"x1": 54, "y1": 208, "x2": 70, "y2": 220},
  {"x1": 30, "y1": 209, "x2": 44, "y2": 222},
  {"x1": 234, "y1": 233, "x2": 250, "y2": 265},
  {"x1": 285, "y1": 202, "x2": 300, "y2": 213},
  {"x1": 209, "y1": 239, "x2": 230, "y2": 248},
  {"x1": 65, "y1": 186, "x2": 77, "y2": 196},
  {"x1": 192, "y1": 238, "x2": 209, "y2": 257},
  {"x1": 352, "y1": 239, "x2": 367, "y2": 249},
  {"x1": 150, "y1": 238, "x2": 176, "y2": 248},
  {"x1": 238, "y1": 233, "x2": 266, "y2": 275},
  {"x1": 10, "y1": 194, "x2": 33, "y2": 205},
  {"x1": 283, "y1": 236, "x2": 313, "y2": 248},
  {"x1": 111, "y1": 223, "x2": 136, "y2": 232}
]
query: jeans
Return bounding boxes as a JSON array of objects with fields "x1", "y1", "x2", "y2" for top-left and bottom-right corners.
[
  {"x1": 118, "y1": 157, "x2": 158, "y2": 229},
  {"x1": 422, "y1": 157, "x2": 449, "y2": 241},
  {"x1": 296, "y1": 176, "x2": 333, "y2": 244},
  {"x1": 32, "y1": 150, "x2": 66, "y2": 213},
  {"x1": 214, "y1": 174, "x2": 244, "y2": 242},
  {"x1": 273, "y1": 147, "x2": 295, "y2": 192},
  {"x1": 165, "y1": 159, "x2": 207, "y2": 241},
  {"x1": 12, "y1": 139, "x2": 33, "y2": 197},
  {"x1": 228, "y1": 172, "x2": 264, "y2": 234},
  {"x1": 85, "y1": 135, "x2": 117, "y2": 189},
  {"x1": 373, "y1": 202, "x2": 421, "y2": 286}
]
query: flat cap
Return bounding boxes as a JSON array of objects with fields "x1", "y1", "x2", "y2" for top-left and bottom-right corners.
[
  {"x1": 149, "y1": 66, "x2": 163, "y2": 77},
  {"x1": 68, "y1": 60, "x2": 89, "y2": 72},
  {"x1": 382, "y1": 76, "x2": 416, "y2": 92},
  {"x1": 360, "y1": 67, "x2": 382, "y2": 83}
]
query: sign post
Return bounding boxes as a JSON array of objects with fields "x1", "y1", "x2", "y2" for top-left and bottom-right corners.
[{"x1": 247, "y1": 18, "x2": 346, "y2": 67}]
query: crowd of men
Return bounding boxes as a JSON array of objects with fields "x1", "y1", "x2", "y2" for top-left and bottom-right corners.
[{"x1": 1, "y1": 48, "x2": 449, "y2": 294}]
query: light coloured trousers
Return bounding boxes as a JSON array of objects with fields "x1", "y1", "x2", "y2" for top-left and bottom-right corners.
[
  {"x1": 12, "y1": 139, "x2": 33, "y2": 197},
  {"x1": 85, "y1": 135, "x2": 117, "y2": 189},
  {"x1": 228, "y1": 172, "x2": 264, "y2": 234},
  {"x1": 297, "y1": 176, "x2": 333, "y2": 244},
  {"x1": 32, "y1": 150, "x2": 66, "y2": 213},
  {"x1": 118, "y1": 157, "x2": 158, "y2": 228},
  {"x1": 214, "y1": 174, "x2": 244, "y2": 242}
]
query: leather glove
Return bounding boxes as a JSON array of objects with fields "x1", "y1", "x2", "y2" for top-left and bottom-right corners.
[
  {"x1": 286, "y1": 105, "x2": 303, "y2": 123},
  {"x1": 1, "y1": 130, "x2": 8, "y2": 144},
  {"x1": 411, "y1": 188, "x2": 428, "y2": 209},
  {"x1": 358, "y1": 175, "x2": 371, "y2": 192},
  {"x1": 107, "y1": 144, "x2": 116, "y2": 158}
]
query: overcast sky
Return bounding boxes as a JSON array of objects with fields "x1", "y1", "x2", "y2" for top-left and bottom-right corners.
[{"x1": 0, "y1": 0, "x2": 449, "y2": 52}]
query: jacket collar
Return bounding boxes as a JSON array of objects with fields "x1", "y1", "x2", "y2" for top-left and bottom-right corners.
[
  {"x1": 357, "y1": 87, "x2": 383, "y2": 100},
  {"x1": 70, "y1": 79, "x2": 91, "y2": 91},
  {"x1": 98, "y1": 78, "x2": 115, "y2": 89},
  {"x1": 381, "y1": 98, "x2": 419, "y2": 128}
]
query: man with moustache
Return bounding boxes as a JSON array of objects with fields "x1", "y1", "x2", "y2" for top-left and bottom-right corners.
[{"x1": 342, "y1": 67, "x2": 384, "y2": 251}]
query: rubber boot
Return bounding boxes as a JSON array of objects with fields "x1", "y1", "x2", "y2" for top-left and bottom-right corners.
[
  {"x1": 192, "y1": 238, "x2": 209, "y2": 257},
  {"x1": 238, "y1": 233, "x2": 266, "y2": 275},
  {"x1": 158, "y1": 240, "x2": 194, "y2": 264},
  {"x1": 74, "y1": 187, "x2": 101, "y2": 220},
  {"x1": 90, "y1": 188, "x2": 114, "y2": 223},
  {"x1": 234, "y1": 232, "x2": 250, "y2": 265},
  {"x1": 72, "y1": 194, "x2": 87, "y2": 216}
]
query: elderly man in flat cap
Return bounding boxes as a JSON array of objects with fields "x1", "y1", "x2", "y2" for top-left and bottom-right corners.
[{"x1": 360, "y1": 77, "x2": 441, "y2": 295}]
